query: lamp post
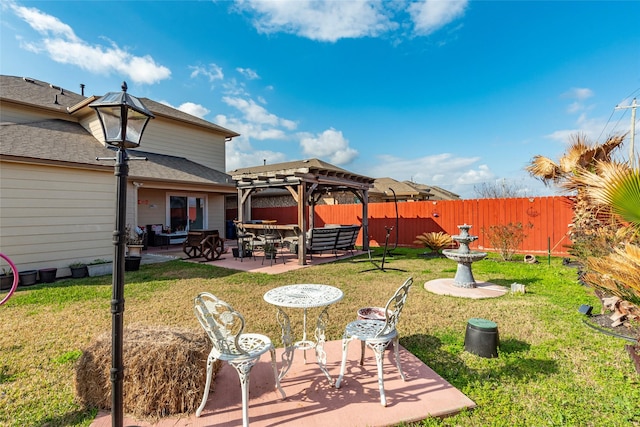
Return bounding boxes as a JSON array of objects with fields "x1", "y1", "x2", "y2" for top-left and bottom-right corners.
[{"x1": 89, "y1": 82, "x2": 154, "y2": 427}]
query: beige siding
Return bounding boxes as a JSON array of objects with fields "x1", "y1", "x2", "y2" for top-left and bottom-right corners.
[
  {"x1": 207, "y1": 194, "x2": 226, "y2": 237},
  {"x1": 0, "y1": 162, "x2": 144, "y2": 275},
  {"x1": 0, "y1": 161, "x2": 119, "y2": 274},
  {"x1": 136, "y1": 120, "x2": 226, "y2": 171},
  {"x1": 136, "y1": 189, "x2": 168, "y2": 228}
]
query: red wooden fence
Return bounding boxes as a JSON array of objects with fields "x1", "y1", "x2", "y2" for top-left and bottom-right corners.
[{"x1": 228, "y1": 196, "x2": 574, "y2": 256}]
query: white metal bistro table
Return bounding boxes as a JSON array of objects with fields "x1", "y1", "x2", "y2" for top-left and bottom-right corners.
[{"x1": 263, "y1": 284, "x2": 343, "y2": 384}]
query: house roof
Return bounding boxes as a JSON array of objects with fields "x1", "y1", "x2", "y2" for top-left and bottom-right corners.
[
  {"x1": 0, "y1": 119, "x2": 235, "y2": 189},
  {"x1": 370, "y1": 177, "x2": 432, "y2": 200},
  {"x1": 403, "y1": 181, "x2": 460, "y2": 200},
  {"x1": 1, "y1": 75, "x2": 239, "y2": 137}
]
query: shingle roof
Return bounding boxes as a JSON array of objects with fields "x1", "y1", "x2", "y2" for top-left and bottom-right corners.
[
  {"x1": 370, "y1": 177, "x2": 431, "y2": 198},
  {"x1": 1, "y1": 75, "x2": 86, "y2": 113},
  {"x1": 231, "y1": 158, "x2": 375, "y2": 184},
  {"x1": 1, "y1": 75, "x2": 239, "y2": 137},
  {"x1": 0, "y1": 119, "x2": 234, "y2": 187}
]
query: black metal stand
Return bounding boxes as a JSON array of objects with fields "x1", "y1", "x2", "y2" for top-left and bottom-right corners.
[
  {"x1": 360, "y1": 226, "x2": 406, "y2": 273},
  {"x1": 112, "y1": 147, "x2": 127, "y2": 427}
]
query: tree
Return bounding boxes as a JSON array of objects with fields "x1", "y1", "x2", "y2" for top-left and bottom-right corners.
[{"x1": 473, "y1": 180, "x2": 529, "y2": 199}]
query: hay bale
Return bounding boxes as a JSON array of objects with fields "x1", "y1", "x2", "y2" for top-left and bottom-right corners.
[{"x1": 75, "y1": 326, "x2": 221, "y2": 419}]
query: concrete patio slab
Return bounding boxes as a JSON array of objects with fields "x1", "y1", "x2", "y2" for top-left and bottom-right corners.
[
  {"x1": 424, "y1": 278, "x2": 508, "y2": 299},
  {"x1": 90, "y1": 340, "x2": 475, "y2": 427}
]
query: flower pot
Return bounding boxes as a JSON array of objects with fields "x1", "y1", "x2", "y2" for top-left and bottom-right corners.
[
  {"x1": 70, "y1": 265, "x2": 88, "y2": 278},
  {"x1": 125, "y1": 256, "x2": 141, "y2": 271},
  {"x1": 38, "y1": 268, "x2": 57, "y2": 283},
  {"x1": 0, "y1": 274, "x2": 15, "y2": 291},
  {"x1": 127, "y1": 245, "x2": 144, "y2": 257},
  {"x1": 87, "y1": 262, "x2": 113, "y2": 277},
  {"x1": 19, "y1": 270, "x2": 38, "y2": 286}
]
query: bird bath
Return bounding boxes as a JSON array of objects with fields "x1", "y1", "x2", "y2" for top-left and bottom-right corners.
[{"x1": 442, "y1": 224, "x2": 487, "y2": 288}]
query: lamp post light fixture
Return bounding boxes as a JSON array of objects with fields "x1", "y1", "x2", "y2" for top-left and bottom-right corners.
[{"x1": 89, "y1": 82, "x2": 154, "y2": 427}]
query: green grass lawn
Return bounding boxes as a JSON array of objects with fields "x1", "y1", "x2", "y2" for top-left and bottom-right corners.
[{"x1": 1, "y1": 249, "x2": 639, "y2": 426}]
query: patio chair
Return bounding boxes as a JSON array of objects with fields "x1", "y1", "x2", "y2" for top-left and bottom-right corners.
[
  {"x1": 194, "y1": 292, "x2": 285, "y2": 426},
  {"x1": 335, "y1": 277, "x2": 413, "y2": 406},
  {"x1": 261, "y1": 222, "x2": 284, "y2": 266}
]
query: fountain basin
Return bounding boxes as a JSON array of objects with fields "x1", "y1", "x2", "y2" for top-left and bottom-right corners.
[{"x1": 442, "y1": 249, "x2": 487, "y2": 288}]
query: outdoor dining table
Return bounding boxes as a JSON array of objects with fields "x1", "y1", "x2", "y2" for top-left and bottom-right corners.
[{"x1": 263, "y1": 284, "x2": 343, "y2": 384}]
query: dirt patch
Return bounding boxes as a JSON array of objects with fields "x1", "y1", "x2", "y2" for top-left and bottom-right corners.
[{"x1": 585, "y1": 313, "x2": 640, "y2": 341}]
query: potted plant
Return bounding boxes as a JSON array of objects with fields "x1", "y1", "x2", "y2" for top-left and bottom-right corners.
[
  {"x1": 69, "y1": 261, "x2": 88, "y2": 278},
  {"x1": 263, "y1": 242, "x2": 277, "y2": 259},
  {"x1": 18, "y1": 269, "x2": 38, "y2": 286},
  {"x1": 126, "y1": 224, "x2": 145, "y2": 257},
  {"x1": 87, "y1": 259, "x2": 113, "y2": 277},
  {"x1": 1, "y1": 268, "x2": 15, "y2": 291},
  {"x1": 38, "y1": 267, "x2": 57, "y2": 283},
  {"x1": 125, "y1": 256, "x2": 142, "y2": 271}
]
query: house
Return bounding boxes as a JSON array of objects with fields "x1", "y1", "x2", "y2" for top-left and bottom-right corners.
[
  {"x1": 0, "y1": 75, "x2": 239, "y2": 276},
  {"x1": 368, "y1": 177, "x2": 460, "y2": 202}
]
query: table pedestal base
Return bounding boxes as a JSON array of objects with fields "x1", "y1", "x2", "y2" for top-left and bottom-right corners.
[{"x1": 274, "y1": 306, "x2": 334, "y2": 385}]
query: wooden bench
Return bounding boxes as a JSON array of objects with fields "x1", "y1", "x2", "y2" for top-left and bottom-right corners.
[{"x1": 307, "y1": 225, "x2": 361, "y2": 258}]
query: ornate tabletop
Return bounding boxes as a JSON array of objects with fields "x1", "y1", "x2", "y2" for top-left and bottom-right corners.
[{"x1": 263, "y1": 284, "x2": 343, "y2": 308}]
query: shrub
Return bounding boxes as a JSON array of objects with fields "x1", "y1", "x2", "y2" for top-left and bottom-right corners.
[
  {"x1": 413, "y1": 231, "x2": 453, "y2": 254},
  {"x1": 483, "y1": 222, "x2": 531, "y2": 261}
]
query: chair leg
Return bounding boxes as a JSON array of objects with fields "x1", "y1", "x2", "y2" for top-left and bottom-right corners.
[
  {"x1": 196, "y1": 354, "x2": 219, "y2": 417},
  {"x1": 369, "y1": 341, "x2": 389, "y2": 406},
  {"x1": 335, "y1": 337, "x2": 351, "y2": 389},
  {"x1": 230, "y1": 358, "x2": 258, "y2": 427},
  {"x1": 393, "y1": 335, "x2": 406, "y2": 381},
  {"x1": 359, "y1": 340, "x2": 366, "y2": 366},
  {"x1": 269, "y1": 345, "x2": 286, "y2": 399}
]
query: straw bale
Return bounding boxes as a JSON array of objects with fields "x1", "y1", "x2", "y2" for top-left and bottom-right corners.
[{"x1": 75, "y1": 325, "x2": 221, "y2": 419}]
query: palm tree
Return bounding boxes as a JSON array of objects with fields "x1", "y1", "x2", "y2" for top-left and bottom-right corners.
[{"x1": 570, "y1": 162, "x2": 640, "y2": 305}]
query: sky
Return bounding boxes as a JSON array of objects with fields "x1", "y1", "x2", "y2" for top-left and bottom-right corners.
[{"x1": 1, "y1": 0, "x2": 639, "y2": 199}]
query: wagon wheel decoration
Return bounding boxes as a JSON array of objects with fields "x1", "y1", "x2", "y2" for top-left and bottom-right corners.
[
  {"x1": 183, "y1": 241, "x2": 203, "y2": 259},
  {"x1": 201, "y1": 235, "x2": 224, "y2": 261}
]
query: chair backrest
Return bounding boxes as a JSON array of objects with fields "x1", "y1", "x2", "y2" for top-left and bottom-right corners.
[
  {"x1": 377, "y1": 277, "x2": 413, "y2": 337},
  {"x1": 194, "y1": 292, "x2": 247, "y2": 356}
]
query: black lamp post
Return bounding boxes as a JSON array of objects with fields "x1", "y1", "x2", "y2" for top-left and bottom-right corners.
[{"x1": 89, "y1": 82, "x2": 154, "y2": 427}]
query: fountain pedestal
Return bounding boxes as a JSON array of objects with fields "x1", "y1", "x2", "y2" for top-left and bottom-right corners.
[{"x1": 442, "y1": 224, "x2": 487, "y2": 288}]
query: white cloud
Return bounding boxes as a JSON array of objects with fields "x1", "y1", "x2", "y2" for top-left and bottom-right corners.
[
  {"x1": 562, "y1": 87, "x2": 594, "y2": 101},
  {"x1": 158, "y1": 100, "x2": 210, "y2": 119},
  {"x1": 299, "y1": 128, "x2": 358, "y2": 164},
  {"x1": 232, "y1": 0, "x2": 397, "y2": 42},
  {"x1": 408, "y1": 0, "x2": 468, "y2": 36},
  {"x1": 237, "y1": 67, "x2": 260, "y2": 80},
  {"x1": 9, "y1": 2, "x2": 170, "y2": 84},
  {"x1": 231, "y1": 0, "x2": 468, "y2": 42},
  {"x1": 190, "y1": 64, "x2": 224, "y2": 82},
  {"x1": 176, "y1": 102, "x2": 210, "y2": 119},
  {"x1": 222, "y1": 96, "x2": 298, "y2": 131}
]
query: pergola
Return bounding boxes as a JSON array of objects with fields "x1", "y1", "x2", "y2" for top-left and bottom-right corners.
[{"x1": 230, "y1": 158, "x2": 375, "y2": 265}]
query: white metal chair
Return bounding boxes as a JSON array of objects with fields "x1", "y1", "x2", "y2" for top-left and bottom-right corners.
[
  {"x1": 194, "y1": 292, "x2": 285, "y2": 426},
  {"x1": 335, "y1": 277, "x2": 413, "y2": 406}
]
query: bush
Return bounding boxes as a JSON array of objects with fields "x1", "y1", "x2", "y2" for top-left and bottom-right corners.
[
  {"x1": 483, "y1": 222, "x2": 531, "y2": 261},
  {"x1": 413, "y1": 231, "x2": 453, "y2": 254}
]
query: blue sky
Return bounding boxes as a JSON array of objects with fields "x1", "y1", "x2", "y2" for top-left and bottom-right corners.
[{"x1": 1, "y1": 0, "x2": 639, "y2": 198}]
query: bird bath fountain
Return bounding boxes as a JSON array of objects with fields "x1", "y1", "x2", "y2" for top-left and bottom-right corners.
[{"x1": 442, "y1": 224, "x2": 487, "y2": 288}]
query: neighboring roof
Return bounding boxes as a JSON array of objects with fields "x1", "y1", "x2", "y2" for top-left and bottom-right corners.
[
  {"x1": 1, "y1": 75, "x2": 239, "y2": 137},
  {"x1": 404, "y1": 181, "x2": 460, "y2": 200},
  {"x1": 230, "y1": 158, "x2": 375, "y2": 189},
  {"x1": 370, "y1": 177, "x2": 432, "y2": 200},
  {"x1": 0, "y1": 119, "x2": 234, "y2": 188}
]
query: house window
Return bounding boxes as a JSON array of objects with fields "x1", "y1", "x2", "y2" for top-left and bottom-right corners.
[{"x1": 167, "y1": 194, "x2": 207, "y2": 232}]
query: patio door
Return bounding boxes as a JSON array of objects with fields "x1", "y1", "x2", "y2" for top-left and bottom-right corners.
[{"x1": 167, "y1": 194, "x2": 206, "y2": 232}]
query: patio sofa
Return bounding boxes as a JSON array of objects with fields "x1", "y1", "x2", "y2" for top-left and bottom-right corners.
[{"x1": 306, "y1": 224, "x2": 361, "y2": 258}]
